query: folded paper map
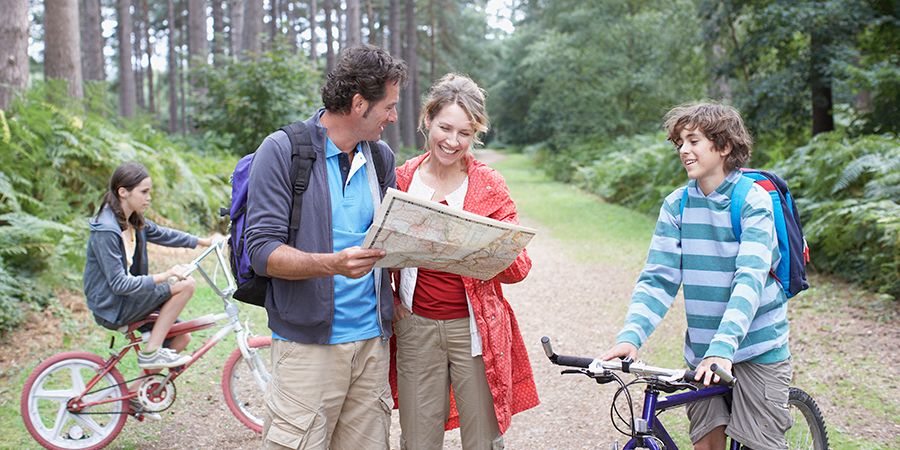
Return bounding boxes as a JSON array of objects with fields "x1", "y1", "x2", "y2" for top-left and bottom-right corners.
[{"x1": 362, "y1": 188, "x2": 537, "y2": 280}]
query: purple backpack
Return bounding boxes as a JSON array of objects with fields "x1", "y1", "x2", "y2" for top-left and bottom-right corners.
[{"x1": 225, "y1": 121, "x2": 388, "y2": 307}]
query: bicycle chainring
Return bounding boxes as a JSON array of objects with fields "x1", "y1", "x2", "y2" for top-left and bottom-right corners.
[{"x1": 137, "y1": 374, "x2": 177, "y2": 412}]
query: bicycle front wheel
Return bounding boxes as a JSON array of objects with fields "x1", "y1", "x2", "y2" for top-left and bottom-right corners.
[
  {"x1": 786, "y1": 387, "x2": 829, "y2": 450},
  {"x1": 20, "y1": 352, "x2": 129, "y2": 450},
  {"x1": 222, "y1": 335, "x2": 272, "y2": 433}
]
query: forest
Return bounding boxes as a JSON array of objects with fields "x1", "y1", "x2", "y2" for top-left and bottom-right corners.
[{"x1": 0, "y1": 0, "x2": 897, "y2": 335}]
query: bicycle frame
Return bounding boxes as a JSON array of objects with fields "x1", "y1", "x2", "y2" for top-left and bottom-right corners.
[
  {"x1": 68, "y1": 239, "x2": 268, "y2": 413},
  {"x1": 623, "y1": 384, "x2": 736, "y2": 450}
]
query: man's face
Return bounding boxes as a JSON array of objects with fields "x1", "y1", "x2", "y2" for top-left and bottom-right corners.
[{"x1": 356, "y1": 81, "x2": 400, "y2": 141}]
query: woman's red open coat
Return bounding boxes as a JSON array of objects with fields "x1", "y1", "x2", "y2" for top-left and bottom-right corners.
[{"x1": 388, "y1": 153, "x2": 540, "y2": 434}]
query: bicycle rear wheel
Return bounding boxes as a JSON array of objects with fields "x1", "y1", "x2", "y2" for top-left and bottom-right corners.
[
  {"x1": 20, "y1": 352, "x2": 129, "y2": 450},
  {"x1": 222, "y1": 335, "x2": 272, "y2": 433},
  {"x1": 786, "y1": 387, "x2": 829, "y2": 450}
]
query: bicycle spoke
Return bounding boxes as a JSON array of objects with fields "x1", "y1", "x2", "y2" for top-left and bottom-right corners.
[
  {"x1": 68, "y1": 366, "x2": 87, "y2": 393},
  {"x1": 33, "y1": 386, "x2": 79, "y2": 401},
  {"x1": 49, "y1": 404, "x2": 69, "y2": 439},
  {"x1": 72, "y1": 411, "x2": 108, "y2": 435}
]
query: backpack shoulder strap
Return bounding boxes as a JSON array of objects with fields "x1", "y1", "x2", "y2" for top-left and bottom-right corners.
[
  {"x1": 730, "y1": 175, "x2": 755, "y2": 242},
  {"x1": 280, "y1": 121, "x2": 317, "y2": 247},
  {"x1": 679, "y1": 185, "x2": 689, "y2": 221},
  {"x1": 365, "y1": 141, "x2": 389, "y2": 192}
]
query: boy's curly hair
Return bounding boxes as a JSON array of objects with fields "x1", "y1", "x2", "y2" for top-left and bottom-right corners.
[
  {"x1": 664, "y1": 102, "x2": 753, "y2": 172},
  {"x1": 321, "y1": 45, "x2": 407, "y2": 115}
]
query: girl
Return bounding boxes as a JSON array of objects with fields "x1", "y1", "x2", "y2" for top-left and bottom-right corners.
[{"x1": 84, "y1": 161, "x2": 211, "y2": 370}]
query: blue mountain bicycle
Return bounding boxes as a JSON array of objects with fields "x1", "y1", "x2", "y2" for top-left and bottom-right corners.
[{"x1": 541, "y1": 337, "x2": 828, "y2": 450}]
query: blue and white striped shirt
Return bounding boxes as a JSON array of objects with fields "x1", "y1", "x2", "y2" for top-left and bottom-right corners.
[{"x1": 616, "y1": 170, "x2": 790, "y2": 368}]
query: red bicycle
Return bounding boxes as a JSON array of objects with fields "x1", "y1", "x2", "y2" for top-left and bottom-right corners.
[{"x1": 20, "y1": 239, "x2": 273, "y2": 449}]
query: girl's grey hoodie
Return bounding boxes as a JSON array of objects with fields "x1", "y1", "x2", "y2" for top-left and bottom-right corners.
[{"x1": 83, "y1": 206, "x2": 197, "y2": 325}]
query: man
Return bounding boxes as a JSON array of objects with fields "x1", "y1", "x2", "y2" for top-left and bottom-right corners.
[{"x1": 244, "y1": 45, "x2": 407, "y2": 450}]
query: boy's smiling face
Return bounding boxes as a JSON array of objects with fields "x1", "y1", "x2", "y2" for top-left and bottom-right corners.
[{"x1": 676, "y1": 126, "x2": 731, "y2": 194}]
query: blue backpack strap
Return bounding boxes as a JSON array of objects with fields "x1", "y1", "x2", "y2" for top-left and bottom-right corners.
[
  {"x1": 679, "y1": 185, "x2": 689, "y2": 221},
  {"x1": 729, "y1": 175, "x2": 755, "y2": 241}
]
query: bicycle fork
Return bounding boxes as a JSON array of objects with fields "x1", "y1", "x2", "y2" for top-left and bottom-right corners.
[{"x1": 622, "y1": 388, "x2": 675, "y2": 450}]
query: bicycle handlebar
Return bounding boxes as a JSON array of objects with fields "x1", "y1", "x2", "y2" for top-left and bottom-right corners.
[
  {"x1": 542, "y1": 336, "x2": 707, "y2": 384},
  {"x1": 170, "y1": 237, "x2": 236, "y2": 299}
]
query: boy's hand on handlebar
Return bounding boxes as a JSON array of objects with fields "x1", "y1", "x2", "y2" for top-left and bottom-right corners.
[
  {"x1": 694, "y1": 356, "x2": 732, "y2": 386},
  {"x1": 599, "y1": 342, "x2": 638, "y2": 362}
]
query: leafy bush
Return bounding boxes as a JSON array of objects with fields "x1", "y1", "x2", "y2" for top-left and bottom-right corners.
[
  {"x1": 537, "y1": 134, "x2": 684, "y2": 215},
  {"x1": 773, "y1": 132, "x2": 899, "y2": 297},
  {"x1": 0, "y1": 83, "x2": 233, "y2": 332},
  {"x1": 542, "y1": 130, "x2": 899, "y2": 298},
  {"x1": 194, "y1": 48, "x2": 321, "y2": 155}
]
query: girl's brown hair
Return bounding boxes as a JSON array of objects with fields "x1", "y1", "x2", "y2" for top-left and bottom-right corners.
[
  {"x1": 664, "y1": 102, "x2": 753, "y2": 172},
  {"x1": 98, "y1": 161, "x2": 149, "y2": 231}
]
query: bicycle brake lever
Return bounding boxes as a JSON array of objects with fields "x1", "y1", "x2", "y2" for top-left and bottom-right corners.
[{"x1": 561, "y1": 369, "x2": 586, "y2": 375}]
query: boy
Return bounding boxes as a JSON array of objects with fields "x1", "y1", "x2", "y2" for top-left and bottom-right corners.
[{"x1": 600, "y1": 103, "x2": 792, "y2": 450}]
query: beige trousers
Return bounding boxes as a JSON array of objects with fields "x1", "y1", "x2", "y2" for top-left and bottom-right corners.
[
  {"x1": 262, "y1": 337, "x2": 392, "y2": 450},
  {"x1": 395, "y1": 314, "x2": 503, "y2": 450}
]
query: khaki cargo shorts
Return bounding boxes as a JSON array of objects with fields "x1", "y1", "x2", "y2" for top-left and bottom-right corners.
[{"x1": 686, "y1": 359, "x2": 793, "y2": 450}]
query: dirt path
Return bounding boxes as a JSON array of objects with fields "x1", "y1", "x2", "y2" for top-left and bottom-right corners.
[{"x1": 6, "y1": 150, "x2": 898, "y2": 448}]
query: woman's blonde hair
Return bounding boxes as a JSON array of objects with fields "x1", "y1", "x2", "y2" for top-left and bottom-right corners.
[{"x1": 418, "y1": 73, "x2": 490, "y2": 147}]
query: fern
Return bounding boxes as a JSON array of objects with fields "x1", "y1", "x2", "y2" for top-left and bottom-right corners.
[{"x1": 0, "y1": 82, "x2": 237, "y2": 331}]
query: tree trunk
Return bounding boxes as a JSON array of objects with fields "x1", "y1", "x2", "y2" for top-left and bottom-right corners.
[
  {"x1": 383, "y1": 0, "x2": 401, "y2": 150},
  {"x1": 401, "y1": 0, "x2": 418, "y2": 148},
  {"x1": 142, "y1": 0, "x2": 155, "y2": 113},
  {"x1": 309, "y1": 0, "x2": 318, "y2": 66},
  {"x1": 285, "y1": 0, "x2": 297, "y2": 53},
  {"x1": 168, "y1": 0, "x2": 179, "y2": 131},
  {"x1": 188, "y1": 0, "x2": 209, "y2": 95},
  {"x1": 230, "y1": 0, "x2": 244, "y2": 58},
  {"x1": 133, "y1": 0, "x2": 145, "y2": 109},
  {"x1": 324, "y1": 0, "x2": 334, "y2": 72},
  {"x1": 428, "y1": 0, "x2": 435, "y2": 84},
  {"x1": 80, "y1": 0, "x2": 105, "y2": 81},
  {"x1": 268, "y1": 0, "x2": 279, "y2": 50},
  {"x1": 810, "y1": 29, "x2": 834, "y2": 136},
  {"x1": 347, "y1": 0, "x2": 362, "y2": 47},
  {"x1": 364, "y1": 0, "x2": 376, "y2": 44},
  {"x1": 115, "y1": 0, "x2": 134, "y2": 114},
  {"x1": 46, "y1": 0, "x2": 85, "y2": 100},
  {"x1": 0, "y1": 0, "x2": 29, "y2": 110},
  {"x1": 241, "y1": 0, "x2": 263, "y2": 57},
  {"x1": 212, "y1": 0, "x2": 226, "y2": 66},
  {"x1": 179, "y1": 9, "x2": 188, "y2": 133},
  {"x1": 336, "y1": 0, "x2": 344, "y2": 53}
]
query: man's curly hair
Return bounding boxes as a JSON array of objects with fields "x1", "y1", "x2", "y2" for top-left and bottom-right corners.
[{"x1": 321, "y1": 45, "x2": 408, "y2": 114}]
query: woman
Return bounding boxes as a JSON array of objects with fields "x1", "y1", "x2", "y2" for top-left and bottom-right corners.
[
  {"x1": 84, "y1": 161, "x2": 211, "y2": 370},
  {"x1": 391, "y1": 74, "x2": 539, "y2": 450}
]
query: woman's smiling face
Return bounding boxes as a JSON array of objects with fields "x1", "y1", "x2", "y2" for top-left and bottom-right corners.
[{"x1": 425, "y1": 103, "x2": 475, "y2": 169}]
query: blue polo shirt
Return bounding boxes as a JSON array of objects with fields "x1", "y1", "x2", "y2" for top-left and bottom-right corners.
[{"x1": 273, "y1": 138, "x2": 381, "y2": 345}]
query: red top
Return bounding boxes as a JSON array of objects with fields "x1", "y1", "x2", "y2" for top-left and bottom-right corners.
[
  {"x1": 412, "y1": 267, "x2": 469, "y2": 319},
  {"x1": 412, "y1": 200, "x2": 469, "y2": 320}
]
